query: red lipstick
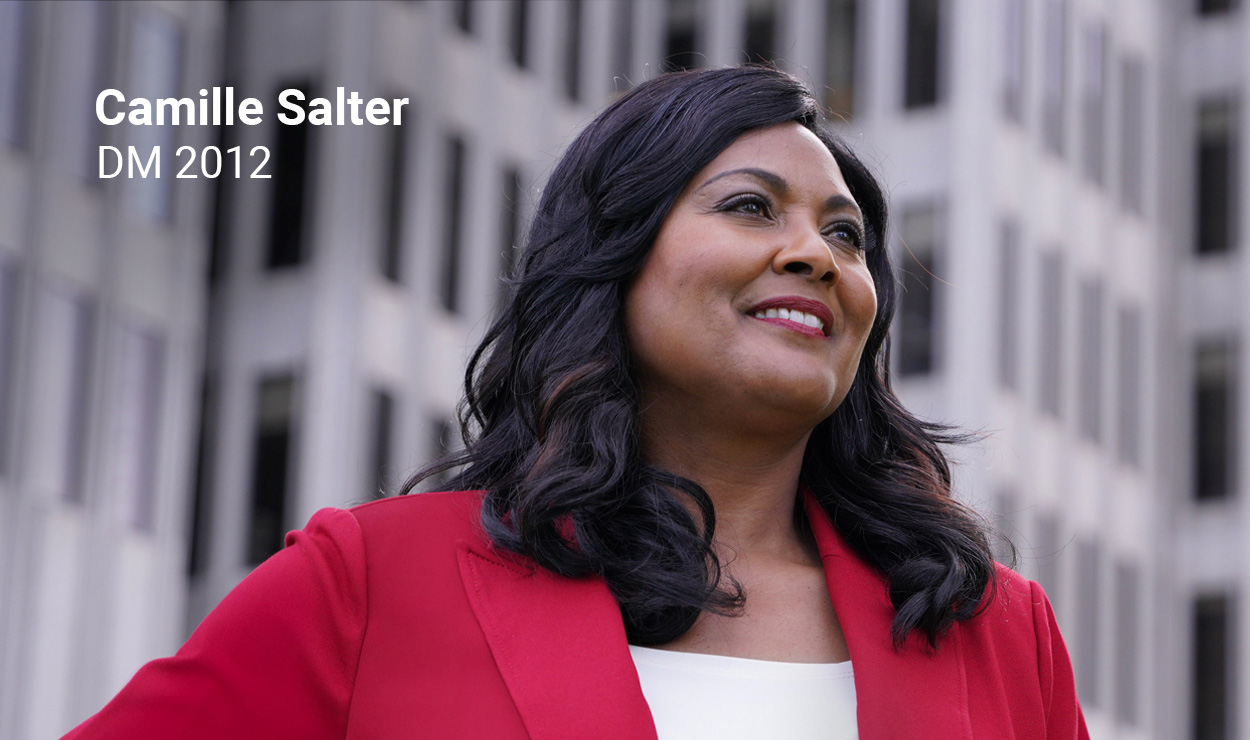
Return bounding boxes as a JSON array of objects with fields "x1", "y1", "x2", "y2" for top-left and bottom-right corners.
[{"x1": 746, "y1": 296, "x2": 835, "y2": 338}]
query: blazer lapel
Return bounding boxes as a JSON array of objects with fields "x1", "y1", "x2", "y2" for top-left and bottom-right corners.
[
  {"x1": 457, "y1": 541, "x2": 658, "y2": 740},
  {"x1": 804, "y1": 492, "x2": 973, "y2": 739}
]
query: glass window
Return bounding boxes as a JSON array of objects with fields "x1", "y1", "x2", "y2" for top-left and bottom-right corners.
[
  {"x1": 1195, "y1": 98, "x2": 1238, "y2": 255},
  {"x1": 188, "y1": 375, "x2": 217, "y2": 576},
  {"x1": 896, "y1": 203, "x2": 942, "y2": 376},
  {"x1": 1042, "y1": 0, "x2": 1066, "y2": 156},
  {"x1": 1002, "y1": 0, "x2": 1026, "y2": 123},
  {"x1": 1114, "y1": 561, "x2": 1140, "y2": 726},
  {"x1": 248, "y1": 374, "x2": 299, "y2": 564},
  {"x1": 992, "y1": 489, "x2": 1019, "y2": 567},
  {"x1": 1193, "y1": 593, "x2": 1233, "y2": 740},
  {"x1": 612, "y1": 0, "x2": 634, "y2": 88},
  {"x1": 381, "y1": 102, "x2": 412, "y2": 283},
  {"x1": 1198, "y1": 0, "x2": 1237, "y2": 15},
  {"x1": 666, "y1": 0, "x2": 699, "y2": 71},
  {"x1": 1080, "y1": 24, "x2": 1107, "y2": 185},
  {"x1": 1038, "y1": 252, "x2": 1064, "y2": 418},
  {"x1": 743, "y1": 0, "x2": 777, "y2": 66},
  {"x1": 368, "y1": 388, "x2": 395, "y2": 500},
  {"x1": 0, "y1": 259, "x2": 17, "y2": 477},
  {"x1": 125, "y1": 8, "x2": 183, "y2": 223},
  {"x1": 565, "y1": 0, "x2": 583, "y2": 102},
  {"x1": 499, "y1": 165, "x2": 524, "y2": 307},
  {"x1": 1119, "y1": 57, "x2": 1145, "y2": 214},
  {"x1": 1075, "y1": 539, "x2": 1102, "y2": 707},
  {"x1": 1077, "y1": 278, "x2": 1104, "y2": 442},
  {"x1": 453, "y1": 0, "x2": 473, "y2": 34},
  {"x1": 997, "y1": 219, "x2": 1021, "y2": 391},
  {"x1": 267, "y1": 80, "x2": 316, "y2": 270},
  {"x1": 426, "y1": 415, "x2": 460, "y2": 488},
  {"x1": 112, "y1": 325, "x2": 165, "y2": 531},
  {"x1": 823, "y1": 0, "x2": 857, "y2": 118},
  {"x1": 510, "y1": 0, "x2": 529, "y2": 69},
  {"x1": 1115, "y1": 305, "x2": 1143, "y2": 466},
  {"x1": 441, "y1": 135, "x2": 466, "y2": 314},
  {"x1": 1194, "y1": 339, "x2": 1236, "y2": 501},
  {"x1": 903, "y1": 0, "x2": 941, "y2": 109},
  {"x1": 0, "y1": 0, "x2": 35, "y2": 150},
  {"x1": 30, "y1": 286, "x2": 95, "y2": 503}
]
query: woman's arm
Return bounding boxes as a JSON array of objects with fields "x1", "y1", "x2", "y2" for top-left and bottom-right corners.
[
  {"x1": 1030, "y1": 580, "x2": 1090, "y2": 740},
  {"x1": 61, "y1": 508, "x2": 369, "y2": 740}
]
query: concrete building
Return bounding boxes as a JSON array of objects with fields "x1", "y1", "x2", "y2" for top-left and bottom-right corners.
[{"x1": 1, "y1": 1, "x2": 1244, "y2": 738}]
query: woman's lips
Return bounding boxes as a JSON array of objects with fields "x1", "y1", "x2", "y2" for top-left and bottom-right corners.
[{"x1": 746, "y1": 296, "x2": 835, "y2": 338}]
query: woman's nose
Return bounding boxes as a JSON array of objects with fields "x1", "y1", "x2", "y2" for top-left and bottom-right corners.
[{"x1": 772, "y1": 223, "x2": 839, "y2": 283}]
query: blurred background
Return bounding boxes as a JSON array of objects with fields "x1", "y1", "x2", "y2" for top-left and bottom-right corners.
[{"x1": 0, "y1": 0, "x2": 1243, "y2": 737}]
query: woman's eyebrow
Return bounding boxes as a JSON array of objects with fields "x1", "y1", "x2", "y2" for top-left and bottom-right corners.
[
  {"x1": 824, "y1": 194, "x2": 863, "y2": 220},
  {"x1": 694, "y1": 167, "x2": 788, "y2": 194}
]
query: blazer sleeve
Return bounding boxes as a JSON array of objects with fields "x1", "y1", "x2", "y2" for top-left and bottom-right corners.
[
  {"x1": 1031, "y1": 580, "x2": 1091, "y2": 740},
  {"x1": 61, "y1": 508, "x2": 368, "y2": 740}
]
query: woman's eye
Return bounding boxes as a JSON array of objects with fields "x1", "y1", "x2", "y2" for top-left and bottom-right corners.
[
  {"x1": 824, "y1": 222, "x2": 865, "y2": 250},
  {"x1": 721, "y1": 194, "x2": 771, "y2": 218}
]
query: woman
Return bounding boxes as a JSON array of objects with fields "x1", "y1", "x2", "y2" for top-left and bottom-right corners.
[{"x1": 64, "y1": 66, "x2": 1087, "y2": 739}]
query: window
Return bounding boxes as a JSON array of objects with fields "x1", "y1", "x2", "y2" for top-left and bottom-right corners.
[
  {"x1": 613, "y1": 0, "x2": 634, "y2": 87},
  {"x1": 0, "y1": 260, "x2": 17, "y2": 476},
  {"x1": 368, "y1": 388, "x2": 394, "y2": 499},
  {"x1": 823, "y1": 0, "x2": 857, "y2": 117},
  {"x1": 1080, "y1": 24, "x2": 1107, "y2": 185},
  {"x1": 509, "y1": 0, "x2": 529, "y2": 68},
  {"x1": 1114, "y1": 562, "x2": 1140, "y2": 726},
  {"x1": 1194, "y1": 339, "x2": 1236, "y2": 501},
  {"x1": 665, "y1": 0, "x2": 699, "y2": 71},
  {"x1": 896, "y1": 203, "x2": 942, "y2": 376},
  {"x1": 1038, "y1": 252, "x2": 1064, "y2": 418},
  {"x1": 248, "y1": 374, "x2": 299, "y2": 564},
  {"x1": 499, "y1": 165, "x2": 524, "y2": 305},
  {"x1": 187, "y1": 375, "x2": 217, "y2": 576},
  {"x1": 997, "y1": 219, "x2": 1021, "y2": 390},
  {"x1": 0, "y1": 0, "x2": 35, "y2": 149},
  {"x1": 125, "y1": 8, "x2": 183, "y2": 222},
  {"x1": 31, "y1": 286, "x2": 95, "y2": 504},
  {"x1": 1198, "y1": 0, "x2": 1237, "y2": 15},
  {"x1": 1077, "y1": 278, "x2": 1103, "y2": 442},
  {"x1": 1002, "y1": 0, "x2": 1026, "y2": 123},
  {"x1": 1193, "y1": 593, "x2": 1233, "y2": 740},
  {"x1": 992, "y1": 489, "x2": 1019, "y2": 567},
  {"x1": 1196, "y1": 98, "x2": 1238, "y2": 255},
  {"x1": 1115, "y1": 306, "x2": 1143, "y2": 466},
  {"x1": 1042, "y1": 0, "x2": 1067, "y2": 156},
  {"x1": 453, "y1": 0, "x2": 473, "y2": 34},
  {"x1": 112, "y1": 325, "x2": 164, "y2": 531},
  {"x1": 1075, "y1": 540, "x2": 1102, "y2": 707},
  {"x1": 267, "y1": 81, "x2": 316, "y2": 269},
  {"x1": 903, "y1": 0, "x2": 941, "y2": 109},
  {"x1": 1034, "y1": 512, "x2": 1061, "y2": 600},
  {"x1": 441, "y1": 135, "x2": 466, "y2": 313},
  {"x1": 426, "y1": 415, "x2": 460, "y2": 487},
  {"x1": 565, "y1": 0, "x2": 583, "y2": 102},
  {"x1": 743, "y1": 0, "x2": 777, "y2": 65},
  {"x1": 1119, "y1": 57, "x2": 1145, "y2": 214},
  {"x1": 71, "y1": 0, "x2": 117, "y2": 182},
  {"x1": 380, "y1": 103, "x2": 411, "y2": 283}
]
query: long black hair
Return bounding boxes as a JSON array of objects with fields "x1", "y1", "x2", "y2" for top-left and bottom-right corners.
[{"x1": 403, "y1": 65, "x2": 996, "y2": 649}]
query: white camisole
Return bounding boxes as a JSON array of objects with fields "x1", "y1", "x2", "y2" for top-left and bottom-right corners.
[{"x1": 628, "y1": 645, "x2": 858, "y2": 740}]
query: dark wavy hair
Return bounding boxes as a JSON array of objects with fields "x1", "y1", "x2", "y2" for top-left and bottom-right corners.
[{"x1": 403, "y1": 65, "x2": 996, "y2": 649}]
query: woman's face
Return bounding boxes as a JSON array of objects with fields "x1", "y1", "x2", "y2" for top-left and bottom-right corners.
[{"x1": 625, "y1": 123, "x2": 878, "y2": 433}]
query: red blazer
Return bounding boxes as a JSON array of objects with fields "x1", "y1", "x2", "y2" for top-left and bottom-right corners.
[{"x1": 64, "y1": 490, "x2": 1088, "y2": 739}]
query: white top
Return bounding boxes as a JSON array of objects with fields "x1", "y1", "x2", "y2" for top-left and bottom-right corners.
[{"x1": 628, "y1": 645, "x2": 858, "y2": 740}]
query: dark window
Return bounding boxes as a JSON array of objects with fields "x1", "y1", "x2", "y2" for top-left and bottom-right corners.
[
  {"x1": 1042, "y1": 0, "x2": 1067, "y2": 156},
  {"x1": 1195, "y1": 339, "x2": 1236, "y2": 501},
  {"x1": 823, "y1": 0, "x2": 857, "y2": 118},
  {"x1": 897, "y1": 204, "x2": 941, "y2": 376},
  {"x1": 188, "y1": 375, "x2": 217, "y2": 576},
  {"x1": 368, "y1": 388, "x2": 394, "y2": 499},
  {"x1": 613, "y1": 0, "x2": 634, "y2": 87},
  {"x1": 84, "y1": 0, "x2": 118, "y2": 183},
  {"x1": 267, "y1": 81, "x2": 315, "y2": 269},
  {"x1": 1196, "y1": 98, "x2": 1238, "y2": 255},
  {"x1": 1080, "y1": 24, "x2": 1107, "y2": 185},
  {"x1": 441, "y1": 135, "x2": 466, "y2": 314},
  {"x1": 64, "y1": 295, "x2": 96, "y2": 505},
  {"x1": 0, "y1": 0, "x2": 35, "y2": 150},
  {"x1": 381, "y1": 105, "x2": 411, "y2": 283},
  {"x1": 1077, "y1": 278, "x2": 1104, "y2": 442},
  {"x1": 0, "y1": 260, "x2": 17, "y2": 476},
  {"x1": 499, "y1": 166, "x2": 524, "y2": 306},
  {"x1": 743, "y1": 0, "x2": 777, "y2": 65},
  {"x1": 453, "y1": 0, "x2": 473, "y2": 34},
  {"x1": 1198, "y1": 0, "x2": 1237, "y2": 14},
  {"x1": 1120, "y1": 57, "x2": 1145, "y2": 214},
  {"x1": 992, "y1": 489, "x2": 1019, "y2": 567},
  {"x1": 1002, "y1": 0, "x2": 1025, "y2": 123},
  {"x1": 248, "y1": 374, "x2": 298, "y2": 564},
  {"x1": 1034, "y1": 512, "x2": 1061, "y2": 600},
  {"x1": 1115, "y1": 305, "x2": 1143, "y2": 466},
  {"x1": 1075, "y1": 540, "x2": 1101, "y2": 707},
  {"x1": 124, "y1": 330, "x2": 165, "y2": 532},
  {"x1": 1039, "y1": 252, "x2": 1064, "y2": 418},
  {"x1": 1193, "y1": 593, "x2": 1233, "y2": 740},
  {"x1": 903, "y1": 0, "x2": 941, "y2": 109},
  {"x1": 1114, "y1": 562, "x2": 1140, "y2": 726},
  {"x1": 565, "y1": 0, "x2": 582, "y2": 102},
  {"x1": 510, "y1": 0, "x2": 529, "y2": 68},
  {"x1": 427, "y1": 415, "x2": 459, "y2": 487},
  {"x1": 666, "y1": 0, "x2": 699, "y2": 71},
  {"x1": 997, "y1": 219, "x2": 1021, "y2": 390}
]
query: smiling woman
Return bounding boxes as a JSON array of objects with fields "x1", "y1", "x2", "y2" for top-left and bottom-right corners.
[{"x1": 62, "y1": 66, "x2": 1088, "y2": 740}]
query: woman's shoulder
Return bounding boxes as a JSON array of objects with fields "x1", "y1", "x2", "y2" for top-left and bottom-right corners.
[{"x1": 960, "y1": 561, "x2": 1061, "y2": 656}]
